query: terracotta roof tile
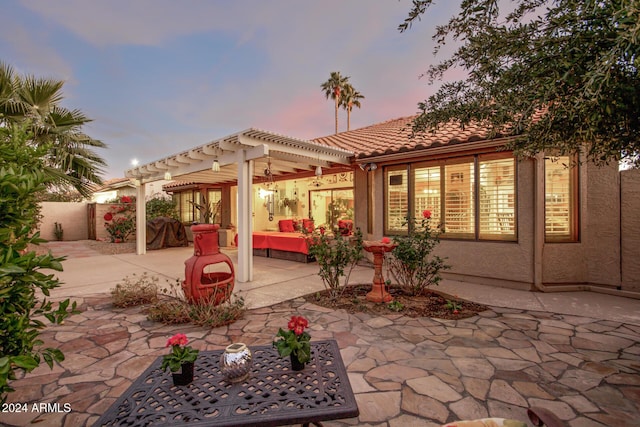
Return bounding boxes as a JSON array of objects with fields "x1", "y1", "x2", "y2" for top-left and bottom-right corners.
[{"x1": 312, "y1": 115, "x2": 490, "y2": 159}]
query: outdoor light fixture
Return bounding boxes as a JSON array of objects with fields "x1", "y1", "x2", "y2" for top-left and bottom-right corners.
[
  {"x1": 315, "y1": 165, "x2": 323, "y2": 177},
  {"x1": 212, "y1": 159, "x2": 220, "y2": 172},
  {"x1": 164, "y1": 171, "x2": 172, "y2": 180},
  {"x1": 359, "y1": 162, "x2": 377, "y2": 172}
]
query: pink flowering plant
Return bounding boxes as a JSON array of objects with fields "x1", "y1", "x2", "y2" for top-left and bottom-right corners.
[
  {"x1": 103, "y1": 195, "x2": 136, "y2": 242},
  {"x1": 161, "y1": 333, "x2": 199, "y2": 372},
  {"x1": 389, "y1": 209, "x2": 450, "y2": 296},
  {"x1": 273, "y1": 315, "x2": 311, "y2": 363}
]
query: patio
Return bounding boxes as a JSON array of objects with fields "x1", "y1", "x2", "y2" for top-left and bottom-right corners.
[{"x1": 4, "y1": 242, "x2": 640, "y2": 426}]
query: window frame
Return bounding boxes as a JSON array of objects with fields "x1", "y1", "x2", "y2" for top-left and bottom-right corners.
[
  {"x1": 544, "y1": 156, "x2": 579, "y2": 243},
  {"x1": 383, "y1": 152, "x2": 517, "y2": 242}
]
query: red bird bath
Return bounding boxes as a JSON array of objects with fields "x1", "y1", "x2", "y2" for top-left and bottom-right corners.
[
  {"x1": 362, "y1": 240, "x2": 397, "y2": 303},
  {"x1": 183, "y1": 224, "x2": 235, "y2": 305}
]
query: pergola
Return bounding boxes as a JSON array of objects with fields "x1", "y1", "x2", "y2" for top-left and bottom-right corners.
[{"x1": 125, "y1": 128, "x2": 354, "y2": 282}]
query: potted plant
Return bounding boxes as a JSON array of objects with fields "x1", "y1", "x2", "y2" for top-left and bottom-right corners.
[
  {"x1": 161, "y1": 333, "x2": 199, "y2": 385},
  {"x1": 273, "y1": 315, "x2": 311, "y2": 371}
]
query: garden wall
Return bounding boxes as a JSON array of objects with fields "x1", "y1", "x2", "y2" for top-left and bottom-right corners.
[
  {"x1": 38, "y1": 202, "x2": 89, "y2": 241},
  {"x1": 621, "y1": 169, "x2": 640, "y2": 292}
]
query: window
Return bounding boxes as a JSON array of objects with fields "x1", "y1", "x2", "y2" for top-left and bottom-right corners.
[
  {"x1": 384, "y1": 154, "x2": 516, "y2": 241},
  {"x1": 444, "y1": 161, "x2": 475, "y2": 237},
  {"x1": 309, "y1": 188, "x2": 354, "y2": 229},
  {"x1": 385, "y1": 166, "x2": 408, "y2": 233},
  {"x1": 177, "y1": 191, "x2": 198, "y2": 223},
  {"x1": 414, "y1": 165, "x2": 441, "y2": 227},
  {"x1": 174, "y1": 189, "x2": 222, "y2": 224},
  {"x1": 545, "y1": 156, "x2": 578, "y2": 242},
  {"x1": 479, "y1": 156, "x2": 516, "y2": 240}
]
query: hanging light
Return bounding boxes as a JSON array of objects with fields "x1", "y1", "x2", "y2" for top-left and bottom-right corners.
[
  {"x1": 164, "y1": 171, "x2": 172, "y2": 180},
  {"x1": 212, "y1": 159, "x2": 220, "y2": 172},
  {"x1": 315, "y1": 165, "x2": 323, "y2": 177}
]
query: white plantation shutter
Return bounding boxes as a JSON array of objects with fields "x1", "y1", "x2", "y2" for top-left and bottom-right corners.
[
  {"x1": 545, "y1": 156, "x2": 578, "y2": 241},
  {"x1": 479, "y1": 156, "x2": 516, "y2": 240},
  {"x1": 385, "y1": 168, "x2": 408, "y2": 233}
]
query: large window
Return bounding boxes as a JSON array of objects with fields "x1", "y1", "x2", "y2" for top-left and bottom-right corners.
[
  {"x1": 175, "y1": 189, "x2": 222, "y2": 224},
  {"x1": 545, "y1": 156, "x2": 578, "y2": 242},
  {"x1": 479, "y1": 156, "x2": 516, "y2": 239},
  {"x1": 384, "y1": 154, "x2": 516, "y2": 241},
  {"x1": 309, "y1": 188, "x2": 354, "y2": 229}
]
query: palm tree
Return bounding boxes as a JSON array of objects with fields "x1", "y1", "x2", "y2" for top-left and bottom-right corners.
[
  {"x1": 0, "y1": 61, "x2": 106, "y2": 197},
  {"x1": 340, "y1": 84, "x2": 364, "y2": 131},
  {"x1": 321, "y1": 71, "x2": 350, "y2": 134}
]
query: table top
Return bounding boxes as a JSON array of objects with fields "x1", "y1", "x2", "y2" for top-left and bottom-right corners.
[{"x1": 93, "y1": 339, "x2": 359, "y2": 427}]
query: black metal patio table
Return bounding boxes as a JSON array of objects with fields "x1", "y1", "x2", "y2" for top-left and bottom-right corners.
[{"x1": 93, "y1": 339, "x2": 359, "y2": 427}]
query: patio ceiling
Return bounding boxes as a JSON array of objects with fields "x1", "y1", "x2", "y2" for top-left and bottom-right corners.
[{"x1": 125, "y1": 128, "x2": 354, "y2": 184}]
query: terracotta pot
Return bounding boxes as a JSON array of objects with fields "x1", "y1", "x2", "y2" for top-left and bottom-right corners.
[{"x1": 172, "y1": 361, "x2": 194, "y2": 386}]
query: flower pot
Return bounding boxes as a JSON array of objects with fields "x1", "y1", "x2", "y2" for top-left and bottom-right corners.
[
  {"x1": 172, "y1": 361, "x2": 194, "y2": 386},
  {"x1": 220, "y1": 343, "x2": 253, "y2": 383},
  {"x1": 290, "y1": 354, "x2": 305, "y2": 371}
]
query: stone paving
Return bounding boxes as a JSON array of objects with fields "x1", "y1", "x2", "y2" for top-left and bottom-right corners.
[{"x1": 3, "y1": 293, "x2": 639, "y2": 427}]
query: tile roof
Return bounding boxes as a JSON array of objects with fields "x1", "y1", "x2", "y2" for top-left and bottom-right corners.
[
  {"x1": 312, "y1": 115, "x2": 491, "y2": 159},
  {"x1": 91, "y1": 177, "x2": 135, "y2": 193}
]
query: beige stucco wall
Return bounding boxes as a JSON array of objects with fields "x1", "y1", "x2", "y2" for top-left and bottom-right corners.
[
  {"x1": 621, "y1": 169, "x2": 640, "y2": 291},
  {"x1": 38, "y1": 202, "x2": 89, "y2": 241},
  {"x1": 542, "y1": 161, "x2": 621, "y2": 287}
]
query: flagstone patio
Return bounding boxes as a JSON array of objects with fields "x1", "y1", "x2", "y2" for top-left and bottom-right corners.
[{"x1": 3, "y1": 241, "x2": 640, "y2": 426}]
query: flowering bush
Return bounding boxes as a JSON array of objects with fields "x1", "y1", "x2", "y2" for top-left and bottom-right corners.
[
  {"x1": 103, "y1": 195, "x2": 136, "y2": 242},
  {"x1": 389, "y1": 209, "x2": 450, "y2": 296},
  {"x1": 273, "y1": 315, "x2": 311, "y2": 363},
  {"x1": 161, "y1": 333, "x2": 199, "y2": 372},
  {"x1": 306, "y1": 228, "x2": 363, "y2": 300}
]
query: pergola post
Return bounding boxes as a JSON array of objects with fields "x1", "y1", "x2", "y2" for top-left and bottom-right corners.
[
  {"x1": 135, "y1": 180, "x2": 147, "y2": 255},
  {"x1": 236, "y1": 149, "x2": 254, "y2": 282}
]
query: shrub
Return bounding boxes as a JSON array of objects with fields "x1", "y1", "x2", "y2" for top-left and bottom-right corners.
[
  {"x1": 306, "y1": 228, "x2": 363, "y2": 300},
  {"x1": 389, "y1": 210, "x2": 450, "y2": 296},
  {"x1": 110, "y1": 273, "x2": 159, "y2": 308},
  {"x1": 146, "y1": 197, "x2": 179, "y2": 221},
  {"x1": 0, "y1": 124, "x2": 78, "y2": 404},
  {"x1": 114, "y1": 277, "x2": 246, "y2": 327},
  {"x1": 103, "y1": 196, "x2": 136, "y2": 242}
]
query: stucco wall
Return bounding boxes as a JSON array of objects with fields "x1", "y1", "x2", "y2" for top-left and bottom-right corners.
[
  {"x1": 621, "y1": 169, "x2": 640, "y2": 291},
  {"x1": 438, "y1": 158, "x2": 536, "y2": 288},
  {"x1": 542, "y1": 161, "x2": 621, "y2": 287},
  {"x1": 38, "y1": 202, "x2": 89, "y2": 241}
]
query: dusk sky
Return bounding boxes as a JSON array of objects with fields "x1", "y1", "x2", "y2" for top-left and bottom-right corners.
[{"x1": 1, "y1": 1, "x2": 461, "y2": 179}]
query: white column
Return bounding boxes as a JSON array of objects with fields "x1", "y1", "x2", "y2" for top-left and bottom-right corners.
[
  {"x1": 236, "y1": 150, "x2": 254, "y2": 282},
  {"x1": 135, "y1": 180, "x2": 147, "y2": 255}
]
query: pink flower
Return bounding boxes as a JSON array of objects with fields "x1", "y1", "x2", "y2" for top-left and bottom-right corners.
[
  {"x1": 422, "y1": 209, "x2": 432, "y2": 219},
  {"x1": 103, "y1": 212, "x2": 113, "y2": 221},
  {"x1": 166, "y1": 333, "x2": 188, "y2": 348},
  {"x1": 287, "y1": 316, "x2": 309, "y2": 336},
  {"x1": 381, "y1": 237, "x2": 391, "y2": 244}
]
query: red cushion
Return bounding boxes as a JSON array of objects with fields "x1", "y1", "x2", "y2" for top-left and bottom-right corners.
[
  {"x1": 338, "y1": 220, "x2": 353, "y2": 235},
  {"x1": 278, "y1": 219, "x2": 295, "y2": 232},
  {"x1": 302, "y1": 219, "x2": 314, "y2": 233}
]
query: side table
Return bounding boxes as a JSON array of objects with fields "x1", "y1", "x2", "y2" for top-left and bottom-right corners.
[{"x1": 93, "y1": 339, "x2": 359, "y2": 426}]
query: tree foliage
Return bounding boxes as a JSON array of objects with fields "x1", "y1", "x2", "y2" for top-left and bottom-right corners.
[
  {"x1": 0, "y1": 123, "x2": 78, "y2": 403},
  {"x1": 0, "y1": 61, "x2": 107, "y2": 196},
  {"x1": 400, "y1": 0, "x2": 640, "y2": 166}
]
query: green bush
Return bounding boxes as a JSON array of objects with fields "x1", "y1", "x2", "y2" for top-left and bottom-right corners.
[
  {"x1": 306, "y1": 228, "x2": 363, "y2": 300},
  {"x1": 0, "y1": 124, "x2": 78, "y2": 404},
  {"x1": 146, "y1": 197, "x2": 179, "y2": 221},
  {"x1": 389, "y1": 210, "x2": 450, "y2": 296}
]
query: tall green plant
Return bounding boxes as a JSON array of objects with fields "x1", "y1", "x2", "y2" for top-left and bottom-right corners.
[
  {"x1": 389, "y1": 210, "x2": 450, "y2": 296},
  {"x1": 306, "y1": 228, "x2": 363, "y2": 300},
  {"x1": 0, "y1": 124, "x2": 78, "y2": 403},
  {"x1": 146, "y1": 197, "x2": 179, "y2": 221}
]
